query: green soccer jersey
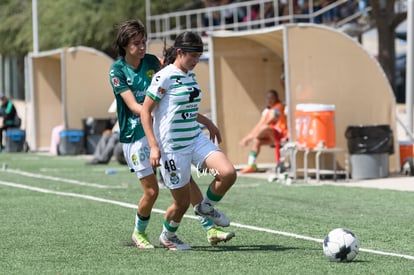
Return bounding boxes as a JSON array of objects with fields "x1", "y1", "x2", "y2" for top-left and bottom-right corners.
[{"x1": 109, "y1": 54, "x2": 160, "y2": 143}]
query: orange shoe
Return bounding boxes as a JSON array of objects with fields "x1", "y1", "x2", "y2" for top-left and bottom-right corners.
[{"x1": 239, "y1": 165, "x2": 258, "y2": 174}]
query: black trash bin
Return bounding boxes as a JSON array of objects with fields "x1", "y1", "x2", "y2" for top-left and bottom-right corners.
[{"x1": 345, "y1": 125, "x2": 393, "y2": 179}]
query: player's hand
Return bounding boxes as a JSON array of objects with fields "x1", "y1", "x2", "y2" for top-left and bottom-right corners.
[
  {"x1": 239, "y1": 137, "x2": 250, "y2": 147},
  {"x1": 149, "y1": 146, "x2": 161, "y2": 168},
  {"x1": 205, "y1": 121, "x2": 222, "y2": 144}
]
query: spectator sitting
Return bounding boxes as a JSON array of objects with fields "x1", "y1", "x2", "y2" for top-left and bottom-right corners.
[
  {"x1": 321, "y1": 0, "x2": 339, "y2": 24},
  {"x1": 239, "y1": 89, "x2": 288, "y2": 173},
  {"x1": 357, "y1": 0, "x2": 370, "y2": 25},
  {"x1": 264, "y1": 2, "x2": 276, "y2": 27},
  {"x1": 0, "y1": 93, "x2": 21, "y2": 151},
  {"x1": 222, "y1": 0, "x2": 236, "y2": 25},
  {"x1": 203, "y1": 0, "x2": 221, "y2": 27},
  {"x1": 86, "y1": 122, "x2": 124, "y2": 165}
]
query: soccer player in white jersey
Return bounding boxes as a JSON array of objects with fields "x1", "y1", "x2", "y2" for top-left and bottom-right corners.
[
  {"x1": 141, "y1": 31, "x2": 237, "y2": 250},
  {"x1": 110, "y1": 20, "x2": 233, "y2": 250}
]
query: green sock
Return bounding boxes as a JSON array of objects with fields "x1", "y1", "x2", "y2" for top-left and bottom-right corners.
[
  {"x1": 135, "y1": 213, "x2": 150, "y2": 233},
  {"x1": 163, "y1": 220, "x2": 179, "y2": 237},
  {"x1": 206, "y1": 185, "x2": 223, "y2": 203},
  {"x1": 198, "y1": 216, "x2": 214, "y2": 231},
  {"x1": 201, "y1": 185, "x2": 223, "y2": 209},
  {"x1": 247, "y1": 151, "x2": 257, "y2": 166}
]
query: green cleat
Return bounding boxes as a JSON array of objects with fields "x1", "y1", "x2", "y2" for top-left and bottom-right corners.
[
  {"x1": 207, "y1": 227, "x2": 235, "y2": 245},
  {"x1": 132, "y1": 230, "x2": 154, "y2": 249}
]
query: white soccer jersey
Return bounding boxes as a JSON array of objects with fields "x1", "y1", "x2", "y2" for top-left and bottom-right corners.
[{"x1": 146, "y1": 64, "x2": 202, "y2": 153}]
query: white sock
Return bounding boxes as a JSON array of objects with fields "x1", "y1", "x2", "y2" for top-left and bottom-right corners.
[
  {"x1": 247, "y1": 151, "x2": 257, "y2": 166},
  {"x1": 202, "y1": 197, "x2": 216, "y2": 210}
]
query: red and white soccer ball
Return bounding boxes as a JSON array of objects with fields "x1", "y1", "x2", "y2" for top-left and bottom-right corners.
[{"x1": 323, "y1": 228, "x2": 360, "y2": 262}]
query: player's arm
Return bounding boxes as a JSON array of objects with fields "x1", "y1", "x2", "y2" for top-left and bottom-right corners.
[
  {"x1": 263, "y1": 107, "x2": 281, "y2": 125},
  {"x1": 141, "y1": 95, "x2": 160, "y2": 168},
  {"x1": 197, "y1": 113, "x2": 222, "y2": 144},
  {"x1": 110, "y1": 68, "x2": 143, "y2": 115},
  {"x1": 120, "y1": 90, "x2": 143, "y2": 115},
  {"x1": 141, "y1": 71, "x2": 165, "y2": 168}
]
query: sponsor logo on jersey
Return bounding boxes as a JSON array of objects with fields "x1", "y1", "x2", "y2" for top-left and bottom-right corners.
[
  {"x1": 135, "y1": 90, "x2": 146, "y2": 98},
  {"x1": 127, "y1": 77, "x2": 132, "y2": 86},
  {"x1": 181, "y1": 112, "x2": 197, "y2": 120},
  {"x1": 189, "y1": 87, "x2": 200, "y2": 102}
]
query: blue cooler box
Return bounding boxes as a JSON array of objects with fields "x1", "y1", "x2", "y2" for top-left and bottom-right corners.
[
  {"x1": 5, "y1": 129, "x2": 26, "y2": 152},
  {"x1": 58, "y1": 129, "x2": 85, "y2": 155}
]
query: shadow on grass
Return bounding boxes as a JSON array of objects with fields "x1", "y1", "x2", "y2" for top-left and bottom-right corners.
[
  {"x1": 124, "y1": 241, "x2": 298, "y2": 252},
  {"x1": 191, "y1": 244, "x2": 297, "y2": 252}
]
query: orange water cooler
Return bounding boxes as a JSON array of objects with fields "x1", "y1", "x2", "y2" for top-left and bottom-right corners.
[
  {"x1": 295, "y1": 104, "x2": 336, "y2": 149},
  {"x1": 399, "y1": 141, "x2": 413, "y2": 165}
]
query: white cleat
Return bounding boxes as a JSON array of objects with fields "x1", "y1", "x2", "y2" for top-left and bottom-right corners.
[
  {"x1": 159, "y1": 232, "x2": 191, "y2": 251},
  {"x1": 194, "y1": 203, "x2": 230, "y2": 227}
]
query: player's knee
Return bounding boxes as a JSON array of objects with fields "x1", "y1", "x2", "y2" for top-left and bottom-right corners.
[
  {"x1": 145, "y1": 186, "x2": 159, "y2": 202},
  {"x1": 218, "y1": 165, "x2": 237, "y2": 185},
  {"x1": 150, "y1": 188, "x2": 159, "y2": 200}
]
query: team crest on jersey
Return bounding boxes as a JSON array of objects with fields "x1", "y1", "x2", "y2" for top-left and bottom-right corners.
[
  {"x1": 112, "y1": 77, "x2": 120, "y2": 87},
  {"x1": 157, "y1": 87, "x2": 166, "y2": 96},
  {"x1": 169, "y1": 172, "x2": 180, "y2": 185},
  {"x1": 147, "y1": 69, "x2": 155, "y2": 79},
  {"x1": 131, "y1": 153, "x2": 138, "y2": 165}
]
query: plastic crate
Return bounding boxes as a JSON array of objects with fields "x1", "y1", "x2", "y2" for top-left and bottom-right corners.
[
  {"x1": 58, "y1": 129, "x2": 85, "y2": 155},
  {"x1": 5, "y1": 129, "x2": 26, "y2": 152}
]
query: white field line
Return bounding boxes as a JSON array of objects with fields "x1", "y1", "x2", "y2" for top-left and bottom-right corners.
[
  {"x1": 1, "y1": 180, "x2": 413, "y2": 262},
  {"x1": 2, "y1": 168, "x2": 127, "y2": 189},
  {"x1": 231, "y1": 183, "x2": 263, "y2": 188}
]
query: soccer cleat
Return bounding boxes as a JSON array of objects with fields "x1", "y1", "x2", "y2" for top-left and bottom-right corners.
[
  {"x1": 132, "y1": 230, "x2": 154, "y2": 249},
  {"x1": 194, "y1": 203, "x2": 230, "y2": 227},
  {"x1": 207, "y1": 227, "x2": 235, "y2": 245},
  {"x1": 159, "y1": 232, "x2": 191, "y2": 251},
  {"x1": 239, "y1": 164, "x2": 258, "y2": 174}
]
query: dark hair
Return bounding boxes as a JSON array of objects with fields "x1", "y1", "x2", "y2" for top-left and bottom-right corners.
[
  {"x1": 268, "y1": 89, "x2": 280, "y2": 100},
  {"x1": 162, "y1": 31, "x2": 203, "y2": 68},
  {"x1": 114, "y1": 19, "x2": 146, "y2": 57}
]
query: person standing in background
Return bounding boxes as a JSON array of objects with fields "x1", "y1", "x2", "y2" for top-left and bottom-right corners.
[{"x1": 0, "y1": 93, "x2": 21, "y2": 151}]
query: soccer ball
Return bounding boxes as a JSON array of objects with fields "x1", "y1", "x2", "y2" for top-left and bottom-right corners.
[{"x1": 323, "y1": 228, "x2": 360, "y2": 262}]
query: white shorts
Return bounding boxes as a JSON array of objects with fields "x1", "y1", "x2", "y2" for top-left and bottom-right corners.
[
  {"x1": 160, "y1": 134, "x2": 219, "y2": 189},
  {"x1": 122, "y1": 137, "x2": 154, "y2": 179}
]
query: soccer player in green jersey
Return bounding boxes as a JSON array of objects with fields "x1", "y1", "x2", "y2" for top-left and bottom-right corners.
[
  {"x1": 141, "y1": 31, "x2": 237, "y2": 250},
  {"x1": 109, "y1": 20, "x2": 233, "y2": 249}
]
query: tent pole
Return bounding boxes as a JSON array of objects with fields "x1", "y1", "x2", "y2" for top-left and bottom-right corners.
[
  {"x1": 32, "y1": 0, "x2": 39, "y2": 54},
  {"x1": 207, "y1": 35, "x2": 218, "y2": 127},
  {"x1": 282, "y1": 25, "x2": 292, "y2": 142},
  {"x1": 27, "y1": 54, "x2": 37, "y2": 150},
  {"x1": 406, "y1": 0, "x2": 413, "y2": 136},
  {"x1": 61, "y1": 49, "x2": 68, "y2": 129}
]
